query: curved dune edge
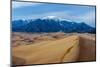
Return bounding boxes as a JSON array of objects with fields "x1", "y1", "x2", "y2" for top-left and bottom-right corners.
[{"x1": 12, "y1": 35, "x2": 96, "y2": 65}]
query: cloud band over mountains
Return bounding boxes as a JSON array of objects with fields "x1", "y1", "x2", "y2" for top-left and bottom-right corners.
[{"x1": 12, "y1": 1, "x2": 96, "y2": 27}]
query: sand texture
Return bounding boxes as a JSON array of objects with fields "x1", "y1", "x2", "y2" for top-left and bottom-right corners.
[{"x1": 12, "y1": 33, "x2": 96, "y2": 65}]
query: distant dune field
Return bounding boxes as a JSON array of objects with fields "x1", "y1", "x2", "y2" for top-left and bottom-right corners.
[{"x1": 12, "y1": 33, "x2": 96, "y2": 65}]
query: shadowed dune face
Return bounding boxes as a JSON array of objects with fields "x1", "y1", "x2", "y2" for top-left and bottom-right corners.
[
  {"x1": 78, "y1": 36, "x2": 96, "y2": 61},
  {"x1": 12, "y1": 56, "x2": 26, "y2": 65},
  {"x1": 12, "y1": 33, "x2": 96, "y2": 66}
]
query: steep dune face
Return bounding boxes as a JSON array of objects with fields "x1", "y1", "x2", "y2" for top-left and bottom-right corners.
[
  {"x1": 78, "y1": 35, "x2": 96, "y2": 61},
  {"x1": 12, "y1": 36, "x2": 79, "y2": 65}
]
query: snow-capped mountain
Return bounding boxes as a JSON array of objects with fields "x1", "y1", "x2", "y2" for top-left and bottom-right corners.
[
  {"x1": 12, "y1": 16, "x2": 96, "y2": 33},
  {"x1": 42, "y1": 16, "x2": 59, "y2": 19},
  {"x1": 41, "y1": 16, "x2": 71, "y2": 22},
  {"x1": 42, "y1": 16, "x2": 61, "y2": 21}
]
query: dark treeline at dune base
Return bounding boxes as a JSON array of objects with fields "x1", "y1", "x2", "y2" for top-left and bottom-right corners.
[{"x1": 12, "y1": 18, "x2": 96, "y2": 34}]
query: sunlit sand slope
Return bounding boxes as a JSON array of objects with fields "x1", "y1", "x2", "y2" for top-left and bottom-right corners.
[{"x1": 12, "y1": 36, "x2": 79, "y2": 65}]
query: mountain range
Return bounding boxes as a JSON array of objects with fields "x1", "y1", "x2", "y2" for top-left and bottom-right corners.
[{"x1": 12, "y1": 16, "x2": 96, "y2": 33}]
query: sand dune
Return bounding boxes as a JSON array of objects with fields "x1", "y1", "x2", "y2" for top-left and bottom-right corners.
[
  {"x1": 12, "y1": 34, "x2": 96, "y2": 65},
  {"x1": 12, "y1": 36, "x2": 79, "y2": 65}
]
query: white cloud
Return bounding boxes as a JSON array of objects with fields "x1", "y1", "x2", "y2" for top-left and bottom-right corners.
[
  {"x1": 41, "y1": 11, "x2": 96, "y2": 27},
  {"x1": 73, "y1": 11, "x2": 95, "y2": 27},
  {"x1": 81, "y1": 11, "x2": 95, "y2": 24},
  {"x1": 13, "y1": 11, "x2": 71, "y2": 20},
  {"x1": 12, "y1": 1, "x2": 41, "y2": 9}
]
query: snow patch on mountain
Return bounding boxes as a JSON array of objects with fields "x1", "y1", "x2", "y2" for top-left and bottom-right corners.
[{"x1": 41, "y1": 16, "x2": 73, "y2": 22}]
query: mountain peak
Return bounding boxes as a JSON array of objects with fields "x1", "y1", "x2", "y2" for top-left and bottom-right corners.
[
  {"x1": 41, "y1": 16, "x2": 62, "y2": 21},
  {"x1": 41, "y1": 16, "x2": 73, "y2": 22},
  {"x1": 42, "y1": 16, "x2": 59, "y2": 19}
]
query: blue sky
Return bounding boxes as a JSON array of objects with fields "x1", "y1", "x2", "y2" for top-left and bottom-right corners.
[{"x1": 12, "y1": 1, "x2": 96, "y2": 27}]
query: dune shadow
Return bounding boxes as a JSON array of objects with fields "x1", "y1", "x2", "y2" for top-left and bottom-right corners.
[
  {"x1": 12, "y1": 56, "x2": 26, "y2": 66},
  {"x1": 78, "y1": 36, "x2": 96, "y2": 61}
]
